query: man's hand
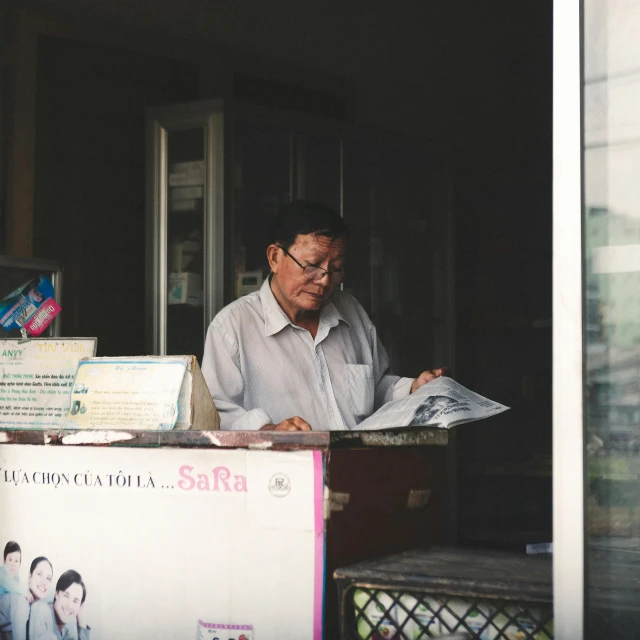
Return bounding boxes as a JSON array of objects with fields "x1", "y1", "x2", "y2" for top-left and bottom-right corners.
[
  {"x1": 260, "y1": 416, "x2": 312, "y2": 432},
  {"x1": 411, "y1": 367, "x2": 448, "y2": 394}
]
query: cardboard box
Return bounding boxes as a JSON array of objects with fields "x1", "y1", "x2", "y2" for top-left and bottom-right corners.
[{"x1": 168, "y1": 272, "x2": 203, "y2": 306}]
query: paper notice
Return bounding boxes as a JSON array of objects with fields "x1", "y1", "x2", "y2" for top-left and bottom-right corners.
[
  {"x1": 63, "y1": 357, "x2": 189, "y2": 430},
  {"x1": 0, "y1": 338, "x2": 97, "y2": 428}
]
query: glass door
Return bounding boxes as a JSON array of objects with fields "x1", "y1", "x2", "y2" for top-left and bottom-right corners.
[
  {"x1": 146, "y1": 102, "x2": 225, "y2": 358},
  {"x1": 554, "y1": 1, "x2": 640, "y2": 637}
]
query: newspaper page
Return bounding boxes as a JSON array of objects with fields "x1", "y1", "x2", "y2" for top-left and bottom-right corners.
[{"x1": 356, "y1": 376, "x2": 509, "y2": 431}]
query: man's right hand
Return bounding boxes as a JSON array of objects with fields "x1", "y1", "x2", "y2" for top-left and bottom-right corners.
[{"x1": 260, "y1": 416, "x2": 312, "y2": 432}]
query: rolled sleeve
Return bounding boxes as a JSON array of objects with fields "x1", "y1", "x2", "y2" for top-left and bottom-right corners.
[
  {"x1": 391, "y1": 376, "x2": 414, "y2": 400},
  {"x1": 229, "y1": 408, "x2": 273, "y2": 431}
]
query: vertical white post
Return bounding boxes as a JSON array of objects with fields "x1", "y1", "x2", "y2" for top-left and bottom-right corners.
[{"x1": 553, "y1": 0, "x2": 585, "y2": 637}]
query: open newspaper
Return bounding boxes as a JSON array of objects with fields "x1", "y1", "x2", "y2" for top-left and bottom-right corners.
[{"x1": 357, "y1": 376, "x2": 509, "y2": 431}]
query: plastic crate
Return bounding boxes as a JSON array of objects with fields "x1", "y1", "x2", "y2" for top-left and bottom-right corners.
[{"x1": 334, "y1": 547, "x2": 553, "y2": 639}]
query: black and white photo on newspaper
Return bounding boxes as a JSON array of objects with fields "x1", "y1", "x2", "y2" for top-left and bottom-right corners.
[{"x1": 356, "y1": 377, "x2": 509, "y2": 431}]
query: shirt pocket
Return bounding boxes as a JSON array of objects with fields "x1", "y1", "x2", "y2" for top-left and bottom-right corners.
[{"x1": 345, "y1": 364, "x2": 375, "y2": 422}]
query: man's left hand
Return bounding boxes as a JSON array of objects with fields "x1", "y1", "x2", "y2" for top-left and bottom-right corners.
[{"x1": 411, "y1": 367, "x2": 448, "y2": 394}]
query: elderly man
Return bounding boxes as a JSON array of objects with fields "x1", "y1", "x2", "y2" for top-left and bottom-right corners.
[{"x1": 201, "y1": 200, "x2": 445, "y2": 431}]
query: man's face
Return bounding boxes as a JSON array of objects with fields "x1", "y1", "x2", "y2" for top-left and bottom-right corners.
[
  {"x1": 269, "y1": 233, "x2": 346, "y2": 319},
  {"x1": 54, "y1": 583, "x2": 83, "y2": 625}
]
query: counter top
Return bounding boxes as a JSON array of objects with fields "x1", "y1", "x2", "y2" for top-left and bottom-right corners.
[{"x1": 0, "y1": 427, "x2": 449, "y2": 450}]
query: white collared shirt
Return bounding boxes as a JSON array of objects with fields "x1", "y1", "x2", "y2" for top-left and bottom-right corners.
[{"x1": 201, "y1": 279, "x2": 413, "y2": 430}]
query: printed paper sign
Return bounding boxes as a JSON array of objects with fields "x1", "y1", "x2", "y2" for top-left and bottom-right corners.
[
  {"x1": 63, "y1": 357, "x2": 189, "y2": 430},
  {"x1": 0, "y1": 446, "x2": 324, "y2": 640},
  {"x1": 0, "y1": 339, "x2": 97, "y2": 428}
]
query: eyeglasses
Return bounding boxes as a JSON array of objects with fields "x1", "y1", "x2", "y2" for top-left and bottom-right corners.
[{"x1": 276, "y1": 245, "x2": 345, "y2": 283}]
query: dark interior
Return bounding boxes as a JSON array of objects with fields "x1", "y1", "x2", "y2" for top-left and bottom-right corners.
[{"x1": 0, "y1": 0, "x2": 553, "y2": 548}]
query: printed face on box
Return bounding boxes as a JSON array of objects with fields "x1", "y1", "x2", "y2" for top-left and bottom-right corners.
[
  {"x1": 27, "y1": 288, "x2": 44, "y2": 304},
  {"x1": 5, "y1": 550, "x2": 20, "y2": 575},
  {"x1": 55, "y1": 582, "x2": 83, "y2": 623},
  {"x1": 29, "y1": 560, "x2": 53, "y2": 600}
]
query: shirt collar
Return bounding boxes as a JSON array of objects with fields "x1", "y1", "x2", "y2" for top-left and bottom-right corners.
[{"x1": 259, "y1": 276, "x2": 350, "y2": 338}]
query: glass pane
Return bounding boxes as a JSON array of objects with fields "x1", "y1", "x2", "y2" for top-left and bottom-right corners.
[
  {"x1": 166, "y1": 127, "x2": 205, "y2": 357},
  {"x1": 231, "y1": 120, "x2": 292, "y2": 300},
  {"x1": 584, "y1": 0, "x2": 640, "y2": 635}
]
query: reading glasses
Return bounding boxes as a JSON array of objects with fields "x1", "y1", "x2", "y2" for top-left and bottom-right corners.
[{"x1": 276, "y1": 245, "x2": 345, "y2": 283}]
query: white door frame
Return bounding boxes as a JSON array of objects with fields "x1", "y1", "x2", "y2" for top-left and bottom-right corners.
[{"x1": 552, "y1": 0, "x2": 585, "y2": 637}]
